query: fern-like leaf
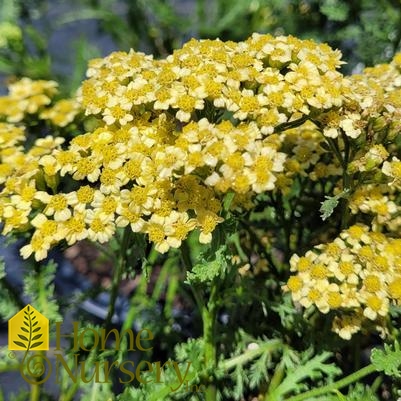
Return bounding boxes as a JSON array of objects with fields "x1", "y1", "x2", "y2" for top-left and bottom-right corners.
[{"x1": 371, "y1": 341, "x2": 401, "y2": 377}]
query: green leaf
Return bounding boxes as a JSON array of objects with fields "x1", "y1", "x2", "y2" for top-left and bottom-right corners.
[
  {"x1": 371, "y1": 342, "x2": 401, "y2": 377},
  {"x1": 344, "y1": 383, "x2": 379, "y2": 401},
  {"x1": 13, "y1": 341, "x2": 26, "y2": 348},
  {"x1": 309, "y1": 383, "x2": 380, "y2": 401},
  {"x1": 268, "y1": 350, "x2": 342, "y2": 400},
  {"x1": 186, "y1": 245, "x2": 228, "y2": 284},
  {"x1": 319, "y1": 189, "x2": 349, "y2": 221},
  {"x1": 0, "y1": 260, "x2": 19, "y2": 320},
  {"x1": 232, "y1": 363, "x2": 246, "y2": 400},
  {"x1": 23, "y1": 260, "x2": 61, "y2": 323},
  {"x1": 248, "y1": 351, "x2": 270, "y2": 389},
  {"x1": 320, "y1": 0, "x2": 349, "y2": 22}
]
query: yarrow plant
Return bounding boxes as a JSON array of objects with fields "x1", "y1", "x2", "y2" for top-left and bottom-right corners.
[
  {"x1": 285, "y1": 54, "x2": 401, "y2": 339},
  {"x1": 0, "y1": 33, "x2": 347, "y2": 258},
  {"x1": 1, "y1": 34, "x2": 401, "y2": 400}
]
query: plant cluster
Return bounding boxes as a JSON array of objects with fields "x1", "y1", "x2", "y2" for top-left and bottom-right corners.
[
  {"x1": 1, "y1": 34, "x2": 346, "y2": 258},
  {"x1": 1, "y1": 33, "x2": 401, "y2": 401},
  {"x1": 286, "y1": 54, "x2": 401, "y2": 339},
  {"x1": 1, "y1": 31, "x2": 401, "y2": 338}
]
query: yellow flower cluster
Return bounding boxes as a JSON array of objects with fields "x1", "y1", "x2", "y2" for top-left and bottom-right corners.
[
  {"x1": 347, "y1": 146, "x2": 401, "y2": 233},
  {"x1": 277, "y1": 122, "x2": 342, "y2": 193},
  {"x1": 283, "y1": 53, "x2": 401, "y2": 340},
  {"x1": 80, "y1": 33, "x2": 345, "y2": 129},
  {"x1": 0, "y1": 34, "x2": 350, "y2": 260},
  {"x1": 344, "y1": 56, "x2": 401, "y2": 234},
  {"x1": 274, "y1": 59, "x2": 400, "y2": 193},
  {"x1": 0, "y1": 77, "x2": 80, "y2": 126},
  {"x1": 349, "y1": 183, "x2": 401, "y2": 233},
  {"x1": 316, "y1": 52, "x2": 401, "y2": 140},
  {"x1": 0, "y1": 123, "x2": 64, "y2": 242},
  {"x1": 286, "y1": 225, "x2": 401, "y2": 339},
  {"x1": 40, "y1": 99, "x2": 81, "y2": 127},
  {"x1": 1, "y1": 34, "x2": 400, "y2": 342},
  {"x1": 382, "y1": 156, "x2": 401, "y2": 188}
]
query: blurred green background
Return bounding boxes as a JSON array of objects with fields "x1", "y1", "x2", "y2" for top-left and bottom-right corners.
[{"x1": 1, "y1": 0, "x2": 401, "y2": 94}]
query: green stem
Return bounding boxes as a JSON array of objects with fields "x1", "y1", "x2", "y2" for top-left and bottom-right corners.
[
  {"x1": 30, "y1": 381, "x2": 40, "y2": 401},
  {"x1": 60, "y1": 379, "x2": 80, "y2": 401},
  {"x1": 180, "y1": 242, "x2": 205, "y2": 318},
  {"x1": 105, "y1": 228, "x2": 131, "y2": 329},
  {"x1": 239, "y1": 220, "x2": 281, "y2": 276},
  {"x1": 105, "y1": 255, "x2": 124, "y2": 329},
  {"x1": 326, "y1": 137, "x2": 344, "y2": 166},
  {"x1": 147, "y1": 245, "x2": 159, "y2": 265},
  {"x1": 275, "y1": 193, "x2": 292, "y2": 262},
  {"x1": 180, "y1": 239, "x2": 193, "y2": 270},
  {"x1": 274, "y1": 116, "x2": 309, "y2": 133},
  {"x1": 26, "y1": 350, "x2": 45, "y2": 401},
  {"x1": 116, "y1": 291, "x2": 137, "y2": 364},
  {"x1": 197, "y1": 0, "x2": 206, "y2": 32},
  {"x1": 286, "y1": 364, "x2": 376, "y2": 401},
  {"x1": 92, "y1": 241, "x2": 116, "y2": 262},
  {"x1": 371, "y1": 375, "x2": 382, "y2": 394},
  {"x1": 340, "y1": 133, "x2": 352, "y2": 229},
  {"x1": 163, "y1": 259, "x2": 179, "y2": 320},
  {"x1": 266, "y1": 360, "x2": 285, "y2": 400},
  {"x1": 232, "y1": 232, "x2": 248, "y2": 261},
  {"x1": 325, "y1": 134, "x2": 353, "y2": 229},
  {"x1": 222, "y1": 340, "x2": 282, "y2": 371},
  {"x1": 202, "y1": 285, "x2": 218, "y2": 401}
]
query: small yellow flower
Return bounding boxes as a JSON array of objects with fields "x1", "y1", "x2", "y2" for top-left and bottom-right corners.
[
  {"x1": 144, "y1": 214, "x2": 170, "y2": 253},
  {"x1": 115, "y1": 206, "x2": 145, "y2": 232},
  {"x1": 63, "y1": 211, "x2": 88, "y2": 245},
  {"x1": 20, "y1": 234, "x2": 51, "y2": 261},
  {"x1": 363, "y1": 294, "x2": 388, "y2": 320},
  {"x1": 35, "y1": 192, "x2": 72, "y2": 221},
  {"x1": 72, "y1": 156, "x2": 101, "y2": 182},
  {"x1": 332, "y1": 314, "x2": 362, "y2": 340},
  {"x1": 85, "y1": 210, "x2": 115, "y2": 243},
  {"x1": 196, "y1": 211, "x2": 224, "y2": 244},
  {"x1": 165, "y1": 211, "x2": 197, "y2": 248},
  {"x1": 2, "y1": 206, "x2": 30, "y2": 234}
]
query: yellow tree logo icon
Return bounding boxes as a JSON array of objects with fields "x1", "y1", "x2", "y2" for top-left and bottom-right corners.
[
  {"x1": 8, "y1": 304, "x2": 49, "y2": 351},
  {"x1": 8, "y1": 305, "x2": 51, "y2": 385}
]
